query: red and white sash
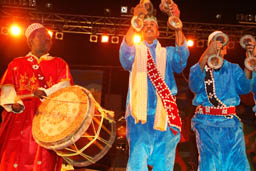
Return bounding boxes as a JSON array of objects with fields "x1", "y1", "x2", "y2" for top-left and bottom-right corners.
[{"x1": 146, "y1": 49, "x2": 182, "y2": 131}]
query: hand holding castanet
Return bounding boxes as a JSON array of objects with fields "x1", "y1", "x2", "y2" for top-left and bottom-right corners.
[
  {"x1": 240, "y1": 34, "x2": 256, "y2": 71},
  {"x1": 159, "y1": 0, "x2": 182, "y2": 30},
  {"x1": 131, "y1": 0, "x2": 153, "y2": 32}
]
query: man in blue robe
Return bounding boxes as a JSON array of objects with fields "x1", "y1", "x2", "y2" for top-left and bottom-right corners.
[
  {"x1": 119, "y1": 2, "x2": 189, "y2": 171},
  {"x1": 189, "y1": 30, "x2": 252, "y2": 171}
]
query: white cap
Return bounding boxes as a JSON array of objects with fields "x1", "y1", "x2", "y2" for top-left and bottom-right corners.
[
  {"x1": 208, "y1": 30, "x2": 223, "y2": 45},
  {"x1": 25, "y1": 23, "x2": 45, "y2": 39}
]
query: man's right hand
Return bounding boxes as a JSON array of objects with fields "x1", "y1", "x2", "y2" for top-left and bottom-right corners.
[
  {"x1": 199, "y1": 41, "x2": 222, "y2": 70},
  {"x1": 246, "y1": 41, "x2": 256, "y2": 56},
  {"x1": 12, "y1": 103, "x2": 24, "y2": 113},
  {"x1": 207, "y1": 41, "x2": 223, "y2": 56},
  {"x1": 33, "y1": 89, "x2": 47, "y2": 99}
]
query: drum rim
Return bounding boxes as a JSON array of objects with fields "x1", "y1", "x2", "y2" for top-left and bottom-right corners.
[{"x1": 32, "y1": 85, "x2": 93, "y2": 149}]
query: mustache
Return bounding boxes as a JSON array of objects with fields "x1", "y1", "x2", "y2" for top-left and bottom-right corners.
[{"x1": 145, "y1": 28, "x2": 153, "y2": 33}]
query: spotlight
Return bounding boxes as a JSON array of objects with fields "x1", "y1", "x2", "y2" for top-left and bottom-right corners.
[
  {"x1": 216, "y1": 14, "x2": 222, "y2": 20},
  {"x1": 187, "y1": 39, "x2": 194, "y2": 47},
  {"x1": 55, "y1": 32, "x2": 63, "y2": 40},
  {"x1": 29, "y1": 0, "x2": 37, "y2": 7},
  {"x1": 247, "y1": 14, "x2": 254, "y2": 22},
  {"x1": 121, "y1": 6, "x2": 128, "y2": 14},
  {"x1": 45, "y1": 2, "x2": 53, "y2": 9},
  {"x1": 111, "y1": 36, "x2": 119, "y2": 44},
  {"x1": 227, "y1": 41, "x2": 235, "y2": 49},
  {"x1": 196, "y1": 40, "x2": 205, "y2": 48},
  {"x1": 101, "y1": 35, "x2": 109, "y2": 43},
  {"x1": 104, "y1": 8, "x2": 111, "y2": 16},
  {"x1": 1, "y1": 27, "x2": 9, "y2": 35},
  {"x1": 133, "y1": 34, "x2": 141, "y2": 44},
  {"x1": 10, "y1": 25, "x2": 22, "y2": 37},
  {"x1": 48, "y1": 30, "x2": 53, "y2": 37},
  {"x1": 89, "y1": 35, "x2": 98, "y2": 43}
]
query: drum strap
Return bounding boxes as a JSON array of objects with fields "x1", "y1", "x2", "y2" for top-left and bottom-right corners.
[
  {"x1": 27, "y1": 56, "x2": 49, "y2": 89},
  {"x1": 146, "y1": 49, "x2": 181, "y2": 132},
  {"x1": 204, "y1": 65, "x2": 225, "y2": 107}
]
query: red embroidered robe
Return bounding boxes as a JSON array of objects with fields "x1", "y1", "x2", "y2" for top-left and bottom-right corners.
[{"x1": 0, "y1": 55, "x2": 73, "y2": 171}]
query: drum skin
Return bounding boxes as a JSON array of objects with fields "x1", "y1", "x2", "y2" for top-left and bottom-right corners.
[{"x1": 32, "y1": 85, "x2": 116, "y2": 167}]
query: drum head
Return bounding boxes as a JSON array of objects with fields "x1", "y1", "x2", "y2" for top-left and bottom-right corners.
[{"x1": 32, "y1": 85, "x2": 93, "y2": 150}]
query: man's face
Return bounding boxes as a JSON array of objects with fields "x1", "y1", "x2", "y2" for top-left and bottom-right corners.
[
  {"x1": 220, "y1": 45, "x2": 227, "y2": 58},
  {"x1": 142, "y1": 20, "x2": 159, "y2": 44},
  {"x1": 209, "y1": 39, "x2": 227, "y2": 58},
  {"x1": 29, "y1": 28, "x2": 52, "y2": 55}
]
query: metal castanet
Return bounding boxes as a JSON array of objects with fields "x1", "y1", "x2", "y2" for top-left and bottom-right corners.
[
  {"x1": 131, "y1": 0, "x2": 154, "y2": 32},
  {"x1": 159, "y1": 0, "x2": 183, "y2": 30},
  {"x1": 207, "y1": 33, "x2": 229, "y2": 69},
  {"x1": 240, "y1": 34, "x2": 256, "y2": 71}
]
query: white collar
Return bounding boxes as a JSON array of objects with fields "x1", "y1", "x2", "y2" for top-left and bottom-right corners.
[{"x1": 26, "y1": 52, "x2": 53, "y2": 62}]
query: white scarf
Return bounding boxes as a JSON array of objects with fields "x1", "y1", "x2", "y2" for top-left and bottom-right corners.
[{"x1": 129, "y1": 41, "x2": 168, "y2": 131}]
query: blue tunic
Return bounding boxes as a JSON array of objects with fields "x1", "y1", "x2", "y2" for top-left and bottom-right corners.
[
  {"x1": 189, "y1": 60, "x2": 252, "y2": 171},
  {"x1": 251, "y1": 72, "x2": 256, "y2": 112},
  {"x1": 120, "y1": 39, "x2": 189, "y2": 116},
  {"x1": 119, "y1": 38, "x2": 189, "y2": 171}
]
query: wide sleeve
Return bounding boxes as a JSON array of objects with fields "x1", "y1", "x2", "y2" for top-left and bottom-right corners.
[
  {"x1": 167, "y1": 41, "x2": 189, "y2": 73},
  {"x1": 250, "y1": 73, "x2": 256, "y2": 112},
  {"x1": 119, "y1": 38, "x2": 135, "y2": 71},
  {"x1": 189, "y1": 63, "x2": 206, "y2": 94},
  {"x1": 233, "y1": 64, "x2": 252, "y2": 95},
  {"x1": 55, "y1": 58, "x2": 73, "y2": 84},
  {"x1": 252, "y1": 72, "x2": 256, "y2": 95},
  {"x1": 0, "y1": 61, "x2": 24, "y2": 113}
]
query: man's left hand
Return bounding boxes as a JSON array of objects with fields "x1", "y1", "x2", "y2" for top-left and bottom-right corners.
[
  {"x1": 34, "y1": 89, "x2": 47, "y2": 99},
  {"x1": 246, "y1": 41, "x2": 256, "y2": 57},
  {"x1": 168, "y1": 3, "x2": 180, "y2": 18}
]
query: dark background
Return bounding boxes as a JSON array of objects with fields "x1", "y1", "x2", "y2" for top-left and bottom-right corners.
[{"x1": 0, "y1": 0, "x2": 256, "y2": 170}]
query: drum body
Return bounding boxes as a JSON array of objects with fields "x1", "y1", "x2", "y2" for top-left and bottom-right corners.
[{"x1": 32, "y1": 85, "x2": 116, "y2": 167}]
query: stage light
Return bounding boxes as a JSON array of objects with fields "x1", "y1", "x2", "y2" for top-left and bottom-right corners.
[
  {"x1": 104, "y1": 8, "x2": 111, "y2": 16},
  {"x1": 89, "y1": 35, "x2": 98, "y2": 43},
  {"x1": 1, "y1": 27, "x2": 9, "y2": 35},
  {"x1": 48, "y1": 30, "x2": 53, "y2": 37},
  {"x1": 10, "y1": 25, "x2": 21, "y2": 36},
  {"x1": 45, "y1": 2, "x2": 53, "y2": 9},
  {"x1": 187, "y1": 39, "x2": 194, "y2": 47},
  {"x1": 227, "y1": 41, "x2": 235, "y2": 49},
  {"x1": 1, "y1": 0, "x2": 36, "y2": 7},
  {"x1": 111, "y1": 36, "x2": 119, "y2": 44},
  {"x1": 133, "y1": 34, "x2": 141, "y2": 44},
  {"x1": 121, "y1": 6, "x2": 128, "y2": 14},
  {"x1": 196, "y1": 40, "x2": 205, "y2": 48},
  {"x1": 55, "y1": 32, "x2": 64, "y2": 40},
  {"x1": 236, "y1": 13, "x2": 256, "y2": 23},
  {"x1": 247, "y1": 14, "x2": 254, "y2": 22},
  {"x1": 101, "y1": 35, "x2": 109, "y2": 43}
]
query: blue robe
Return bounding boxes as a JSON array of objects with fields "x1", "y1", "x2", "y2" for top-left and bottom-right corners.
[
  {"x1": 189, "y1": 61, "x2": 252, "y2": 171},
  {"x1": 119, "y1": 39, "x2": 189, "y2": 171}
]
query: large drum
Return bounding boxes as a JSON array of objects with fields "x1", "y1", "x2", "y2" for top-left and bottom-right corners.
[{"x1": 32, "y1": 85, "x2": 116, "y2": 167}]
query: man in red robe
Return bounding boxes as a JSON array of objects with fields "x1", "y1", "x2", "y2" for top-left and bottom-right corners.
[{"x1": 0, "y1": 23, "x2": 73, "y2": 171}]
